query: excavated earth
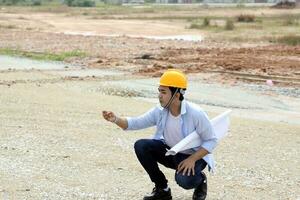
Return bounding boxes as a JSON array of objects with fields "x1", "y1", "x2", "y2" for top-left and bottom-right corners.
[{"x1": 0, "y1": 10, "x2": 300, "y2": 200}]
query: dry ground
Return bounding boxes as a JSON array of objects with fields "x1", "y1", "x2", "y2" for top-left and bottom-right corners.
[
  {"x1": 0, "y1": 5, "x2": 300, "y2": 200},
  {"x1": 0, "y1": 74, "x2": 299, "y2": 200},
  {"x1": 0, "y1": 7, "x2": 300, "y2": 85}
]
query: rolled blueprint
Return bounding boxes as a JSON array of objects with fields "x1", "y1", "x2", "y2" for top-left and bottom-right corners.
[{"x1": 166, "y1": 110, "x2": 232, "y2": 156}]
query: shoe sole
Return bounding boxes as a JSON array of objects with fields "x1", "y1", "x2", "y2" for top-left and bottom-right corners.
[
  {"x1": 161, "y1": 196, "x2": 172, "y2": 200},
  {"x1": 143, "y1": 195, "x2": 172, "y2": 200}
]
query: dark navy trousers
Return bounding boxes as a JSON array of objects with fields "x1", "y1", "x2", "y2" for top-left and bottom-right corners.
[{"x1": 134, "y1": 139, "x2": 207, "y2": 190}]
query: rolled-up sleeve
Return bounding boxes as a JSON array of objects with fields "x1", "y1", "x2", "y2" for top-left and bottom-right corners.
[
  {"x1": 196, "y1": 113, "x2": 218, "y2": 153},
  {"x1": 126, "y1": 107, "x2": 157, "y2": 130}
]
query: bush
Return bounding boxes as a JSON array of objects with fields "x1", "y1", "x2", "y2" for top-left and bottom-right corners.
[
  {"x1": 237, "y1": 14, "x2": 255, "y2": 22},
  {"x1": 65, "y1": 0, "x2": 95, "y2": 7},
  {"x1": 80, "y1": 0, "x2": 95, "y2": 7},
  {"x1": 0, "y1": 0, "x2": 22, "y2": 5},
  {"x1": 189, "y1": 22, "x2": 202, "y2": 29},
  {"x1": 225, "y1": 19, "x2": 234, "y2": 30},
  {"x1": 202, "y1": 17, "x2": 210, "y2": 27},
  {"x1": 64, "y1": 0, "x2": 72, "y2": 6},
  {"x1": 188, "y1": 18, "x2": 210, "y2": 29},
  {"x1": 32, "y1": 0, "x2": 41, "y2": 5}
]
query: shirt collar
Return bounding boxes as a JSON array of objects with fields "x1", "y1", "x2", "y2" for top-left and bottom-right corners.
[
  {"x1": 158, "y1": 100, "x2": 187, "y2": 115},
  {"x1": 180, "y1": 100, "x2": 187, "y2": 115}
]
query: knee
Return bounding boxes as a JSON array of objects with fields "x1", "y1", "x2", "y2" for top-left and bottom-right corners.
[
  {"x1": 175, "y1": 174, "x2": 196, "y2": 190},
  {"x1": 134, "y1": 139, "x2": 148, "y2": 155}
]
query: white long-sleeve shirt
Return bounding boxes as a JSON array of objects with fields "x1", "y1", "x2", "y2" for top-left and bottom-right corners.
[{"x1": 126, "y1": 100, "x2": 218, "y2": 170}]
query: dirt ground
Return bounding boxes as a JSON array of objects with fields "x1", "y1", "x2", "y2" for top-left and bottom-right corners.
[
  {"x1": 0, "y1": 72, "x2": 299, "y2": 200},
  {"x1": 0, "y1": 6, "x2": 300, "y2": 200},
  {"x1": 0, "y1": 9, "x2": 300, "y2": 85}
]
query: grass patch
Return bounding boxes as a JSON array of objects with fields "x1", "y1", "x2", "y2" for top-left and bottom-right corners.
[
  {"x1": 225, "y1": 19, "x2": 235, "y2": 30},
  {"x1": 0, "y1": 48, "x2": 87, "y2": 61},
  {"x1": 188, "y1": 17, "x2": 210, "y2": 29},
  {"x1": 273, "y1": 35, "x2": 300, "y2": 46},
  {"x1": 202, "y1": 17, "x2": 210, "y2": 27},
  {"x1": 282, "y1": 15, "x2": 299, "y2": 26},
  {"x1": 189, "y1": 22, "x2": 202, "y2": 29}
]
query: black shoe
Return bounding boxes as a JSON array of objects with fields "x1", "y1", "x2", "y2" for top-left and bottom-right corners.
[
  {"x1": 193, "y1": 172, "x2": 207, "y2": 200},
  {"x1": 143, "y1": 187, "x2": 172, "y2": 200}
]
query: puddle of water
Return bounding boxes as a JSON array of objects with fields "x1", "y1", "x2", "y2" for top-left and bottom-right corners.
[
  {"x1": 0, "y1": 55, "x2": 127, "y2": 78},
  {"x1": 62, "y1": 32, "x2": 202, "y2": 41},
  {"x1": 48, "y1": 69, "x2": 126, "y2": 78},
  {"x1": 0, "y1": 55, "x2": 71, "y2": 70},
  {"x1": 102, "y1": 78, "x2": 300, "y2": 125},
  {"x1": 63, "y1": 31, "x2": 99, "y2": 37},
  {"x1": 102, "y1": 78, "x2": 291, "y2": 110},
  {"x1": 142, "y1": 35, "x2": 203, "y2": 42}
]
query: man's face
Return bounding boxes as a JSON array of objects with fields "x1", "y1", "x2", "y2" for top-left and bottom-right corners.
[{"x1": 158, "y1": 86, "x2": 172, "y2": 107}]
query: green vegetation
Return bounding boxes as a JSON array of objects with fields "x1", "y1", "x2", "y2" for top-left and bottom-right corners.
[
  {"x1": 0, "y1": 0, "x2": 97, "y2": 7},
  {"x1": 282, "y1": 15, "x2": 299, "y2": 26},
  {"x1": 188, "y1": 17, "x2": 210, "y2": 29},
  {"x1": 225, "y1": 19, "x2": 234, "y2": 30},
  {"x1": 189, "y1": 22, "x2": 202, "y2": 29},
  {"x1": 0, "y1": 0, "x2": 42, "y2": 6},
  {"x1": 202, "y1": 17, "x2": 210, "y2": 27},
  {"x1": 0, "y1": 5, "x2": 299, "y2": 45},
  {"x1": 236, "y1": 14, "x2": 255, "y2": 22},
  {"x1": 189, "y1": 17, "x2": 236, "y2": 31},
  {"x1": 272, "y1": 35, "x2": 300, "y2": 46},
  {"x1": 65, "y1": 0, "x2": 95, "y2": 7},
  {"x1": 186, "y1": 12, "x2": 299, "y2": 43},
  {"x1": 0, "y1": 48, "x2": 87, "y2": 61}
]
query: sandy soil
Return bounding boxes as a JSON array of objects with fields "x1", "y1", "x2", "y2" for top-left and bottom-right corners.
[
  {"x1": 0, "y1": 10, "x2": 299, "y2": 86},
  {"x1": 0, "y1": 8, "x2": 300, "y2": 200},
  {"x1": 0, "y1": 70, "x2": 299, "y2": 200},
  {"x1": 0, "y1": 12, "x2": 205, "y2": 36}
]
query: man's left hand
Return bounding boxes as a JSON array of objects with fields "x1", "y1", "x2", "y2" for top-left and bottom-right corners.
[{"x1": 177, "y1": 157, "x2": 197, "y2": 176}]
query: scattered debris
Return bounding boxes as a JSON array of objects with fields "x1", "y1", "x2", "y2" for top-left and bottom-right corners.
[
  {"x1": 272, "y1": 0, "x2": 296, "y2": 8},
  {"x1": 266, "y1": 79, "x2": 274, "y2": 86}
]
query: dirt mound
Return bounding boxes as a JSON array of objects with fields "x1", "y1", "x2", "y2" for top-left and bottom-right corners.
[
  {"x1": 137, "y1": 45, "x2": 300, "y2": 79},
  {"x1": 272, "y1": 0, "x2": 297, "y2": 8}
]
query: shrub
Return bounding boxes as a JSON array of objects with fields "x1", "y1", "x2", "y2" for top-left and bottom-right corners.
[
  {"x1": 225, "y1": 19, "x2": 234, "y2": 30},
  {"x1": 0, "y1": 0, "x2": 22, "y2": 5},
  {"x1": 202, "y1": 17, "x2": 210, "y2": 27},
  {"x1": 64, "y1": 0, "x2": 73, "y2": 6},
  {"x1": 32, "y1": 0, "x2": 41, "y2": 5},
  {"x1": 188, "y1": 18, "x2": 210, "y2": 29},
  {"x1": 65, "y1": 0, "x2": 95, "y2": 7},
  {"x1": 189, "y1": 22, "x2": 202, "y2": 29},
  {"x1": 237, "y1": 14, "x2": 255, "y2": 22}
]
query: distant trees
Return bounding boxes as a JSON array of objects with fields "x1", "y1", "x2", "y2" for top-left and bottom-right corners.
[
  {"x1": 0, "y1": 0, "x2": 44, "y2": 5},
  {"x1": 0, "y1": 0, "x2": 96, "y2": 6},
  {"x1": 64, "y1": 0, "x2": 96, "y2": 7},
  {"x1": 0, "y1": 0, "x2": 24, "y2": 5}
]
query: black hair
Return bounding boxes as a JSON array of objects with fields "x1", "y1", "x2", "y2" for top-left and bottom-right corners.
[{"x1": 169, "y1": 87, "x2": 185, "y2": 101}]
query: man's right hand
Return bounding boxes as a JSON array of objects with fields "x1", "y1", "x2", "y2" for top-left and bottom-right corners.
[{"x1": 102, "y1": 111, "x2": 116, "y2": 123}]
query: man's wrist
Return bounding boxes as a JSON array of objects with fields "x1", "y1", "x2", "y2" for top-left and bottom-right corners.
[
  {"x1": 189, "y1": 154, "x2": 201, "y2": 162},
  {"x1": 113, "y1": 116, "x2": 119, "y2": 124}
]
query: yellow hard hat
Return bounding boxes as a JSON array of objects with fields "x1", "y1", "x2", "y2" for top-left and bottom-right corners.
[{"x1": 159, "y1": 69, "x2": 187, "y2": 89}]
